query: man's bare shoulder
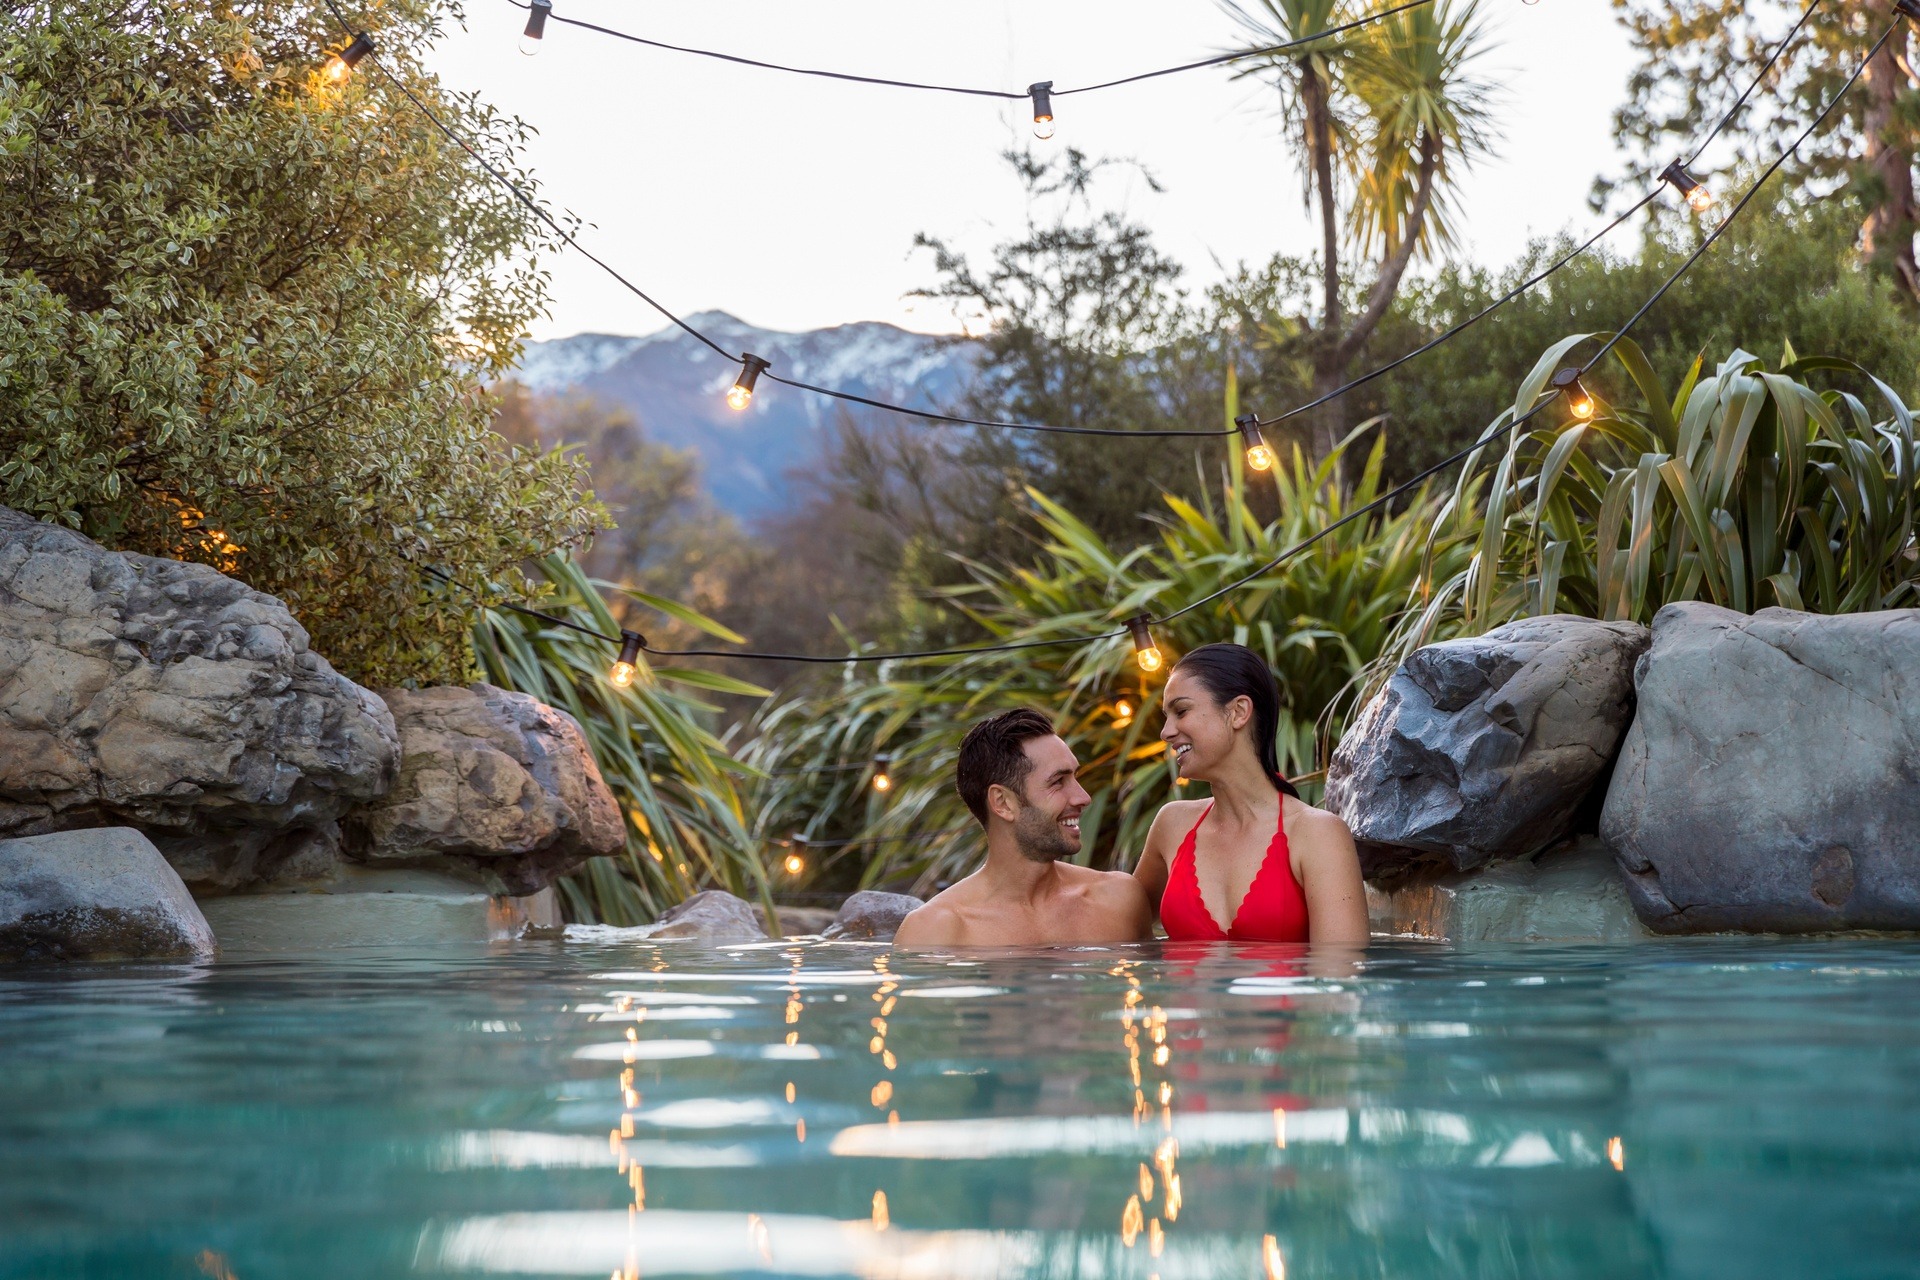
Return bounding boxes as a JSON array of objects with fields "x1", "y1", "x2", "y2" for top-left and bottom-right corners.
[
  {"x1": 1057, "y1": 862, "x2": 1150, "y2": 900},
  {"x1": 892, "y1": 896, "x2": 964, "y2": 947}
]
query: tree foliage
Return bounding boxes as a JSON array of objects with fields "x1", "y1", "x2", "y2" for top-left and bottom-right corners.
[{"x1": 0, "y1": 0, "x2": 599, "y2": 685}]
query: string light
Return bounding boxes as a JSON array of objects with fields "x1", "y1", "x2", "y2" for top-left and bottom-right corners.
[
  {"x1": 520, "y1": 0, "x2": 552, "y2": 55},
  {"x1": 1660, "y1": 160, "x2": 1713, "y2": 212},
  {"x1": 1236, "y1": 413, "x2": 1275, "y2": 472},
  {"x1": 1551, "y1": 367, "x2": 1595, "y2": 420},
  {"x1": 393, "y1": 0, "x2": 1874, "y2": 671},
  {"x1": 728, "y1": 354, "x2": 770, "y2": 410},
  {"x1": 871, "y1": 755, "x2": 894, "y2": 793},
  {"x1": 609, "y1": 631, "x2": 642, "y2": 687},
  {"x1": 1028, "y1": 81, "x2": 1055, "y2": 139},
  {"x1": 1113, "y1": 697, "x2": 1134, "y2": 725},
  {"x1": 1127, "y1": 616, "x2": 1163, "y2": 673},
  {"x1": 782, "y1": 852, "x2": 806, "y2": 876},
  {"x1": 324, "y1": 31, "x2": 374, "y2": 80}
]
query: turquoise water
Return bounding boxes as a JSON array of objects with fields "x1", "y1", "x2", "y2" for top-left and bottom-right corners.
[{"x1": 3, "y1": 939, "x2": 1918, "y2": 1279}]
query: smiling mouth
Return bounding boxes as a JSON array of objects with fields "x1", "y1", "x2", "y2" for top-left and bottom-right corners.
[{"x1": 1173, "y1": 744, "x2": 1192, "y2": 759}]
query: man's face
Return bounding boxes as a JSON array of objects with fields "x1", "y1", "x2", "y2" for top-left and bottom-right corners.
[{"x1": 995, "y1": 734, "x2": 1092, "y2": 863}]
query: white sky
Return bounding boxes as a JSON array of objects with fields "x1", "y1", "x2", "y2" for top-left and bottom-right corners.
[{"x1": 426, "y1": 0, "x2": 1658, "y2": 342}]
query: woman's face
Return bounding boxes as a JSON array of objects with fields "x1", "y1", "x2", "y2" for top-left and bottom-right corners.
[{"x1": 1160, "y1": 669, "x2": 1251, "y2": 782}]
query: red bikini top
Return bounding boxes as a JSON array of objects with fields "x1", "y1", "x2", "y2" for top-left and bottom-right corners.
[{"x1": 1159, "y1": 801, "x2": 1310, "y2": 943}]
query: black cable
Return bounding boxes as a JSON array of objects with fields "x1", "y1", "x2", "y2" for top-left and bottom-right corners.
[
  {"x1": 502, "y1": 0, "x2": 1431, "y2": 101},
  {"x1": 319, "y1": 0, "x2": 737, "y2": 361},
  {"x1": 1684, "y1": 0, "x2": 1823, "y2": 167},
  {"x1": 1252, "y1": 188, "x2": 1660, "y2": 431},
  {"x1": 761, "y1": 372, "x2": 1232, "y2": 437},
  {"x1": 1162, "y1": 18, "x2": 1895, "y2": 624},
  {"x1": 1053, "y1": 0, "x2": 1432, "y2": 95},
  {"x1": 779, "y1": 827, "x2": 973, "y2": 848}
]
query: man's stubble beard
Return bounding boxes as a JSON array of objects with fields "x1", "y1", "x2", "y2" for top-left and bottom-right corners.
[{"x1": 1011, "y1": 800, "x2": 1078, "y2": 863}]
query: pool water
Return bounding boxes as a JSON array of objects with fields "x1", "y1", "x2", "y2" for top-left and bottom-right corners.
[{"x1": 3, "y1": 939, "x2": 1918, "y2": 1279}]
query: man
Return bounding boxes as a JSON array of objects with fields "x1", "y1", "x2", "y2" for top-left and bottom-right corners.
[{"x1": 893, "y1": 708, "x2": 1154, "y2": 947}]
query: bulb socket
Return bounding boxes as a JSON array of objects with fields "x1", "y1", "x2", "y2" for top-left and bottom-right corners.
[
  {"x1": 1236, "y1": 413, "x2": 1275, "y2": 470},
  {"x1": 1127, "y1": 615, "x2": 1163, "y2": 672},
  {"x1": 339, "y1": 31, "x2": 375, "y2": 71},
  {"x1": 523, "y1": 0, "x2": 551, "y2": 43},
  {"x1": 1551, "y1": 367, "x2": 1596, "y2": 419},
  {"x1": 730, "y1": 353, "x2": 770, "y2": 408},
  {"x1": 1659, "y1": 160, "x2": 1709, "y2": 208},
  {"x1": 1029, "y1": 80, "x2": 1055, "y2": 134},
  {"x1": 1898, "y1": 0, "x2": 1920, "y2": 22}
]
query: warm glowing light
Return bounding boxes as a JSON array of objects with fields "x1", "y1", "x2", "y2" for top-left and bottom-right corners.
[
  {"x1": 1148, "y1": 1218, "x2": 1164, "y2": 1257},
  {"x1": 1029, "y1": 81, "x2": 1055, "y2": 140},
  {"x1": 519, "y1": 0, "x2": 551, "y2": 54},
  {"x1": 1127, "y1": 615, "x2": 1163, "y2": 673},
  {"x1": 1137, "y1": 1163, "x2": 1154, "y2": 1201},
  {"x1": 1164, "y1": 1173, "x2": 1182, "y2": 1221},
  {"x1": 1552, "y1": 367, "x2": 1596, "y2": 420},
  {"x1": 1264, "y1": 1234, "x2": 1287, "y2": 1280},
  {"x1": 1121, "y1": 1195, "x2": 1144, "y2": 1246},
  {"x1": 323, "y1": 31, "x2": 374, "y2": 80},
  {"x1": 785, "y1": 1081, "x2": 796, "y2": 1103},
  {"x1": 871, "y1": 1081, "x2": 894, "y2": 1108},
  {"x1": 1158, "y1": 1082, "x2": 1172, "y2": 1106},
  {"x1": 871, "y1": 1190, "x2": 890, "y2": 1231},
  {"x1": 872, "y1": 756, "x2": 893, "y2": 792},
  {"x1": 796, "y1": 1119, "x2": 806, "y2": 1142},
  {"x1": 1237, "y1": 414, "x2": 1275, "y2": 472},
  {"x1": 609, "y1": 632, "x2": 642, "y2": 688},
  {"x1": 1608, "y1": 1135, "x2": 1626, "y2": 1171},
  {"x1": 728, "y1": 353, "x2": 770, "y2": 411},
  {"x1": 782, "y1": 852, "x2": 805, "y2": 876},
  {"x1": 882, "y1": 1050, "x2": 897, "y2": 1070},
  {"x1": 1113, "y1": 698, "x2": 1134, "y2": 721},
  {"x1": 1274, "y1": 1107, "x2": 1287, "y2": 1148},
  {"x1": 1661, "y1": 159, "x2": 1713, "y2": 213}
]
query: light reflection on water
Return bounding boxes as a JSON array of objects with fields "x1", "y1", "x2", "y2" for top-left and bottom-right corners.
[{"x1": 2, "y1": 939, "x2": 1919, "y2": 1278}]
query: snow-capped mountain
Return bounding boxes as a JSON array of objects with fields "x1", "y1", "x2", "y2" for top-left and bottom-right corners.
[{"x1": 512, "y1": 311, "x2": 980, "y2": 516}]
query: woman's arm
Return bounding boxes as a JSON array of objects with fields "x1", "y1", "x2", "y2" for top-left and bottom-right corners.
[
  {"x1": 1292, "y1": 808, "x2": 1371, "y2": 945},
  {"x1": 1129, "y1": 802, "x2": 1188, "y2": 909}
]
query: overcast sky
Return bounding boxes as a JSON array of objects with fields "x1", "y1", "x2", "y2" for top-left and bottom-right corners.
[{"x1": 427, "y1": 1, "x2": 1661, "y2": 343}]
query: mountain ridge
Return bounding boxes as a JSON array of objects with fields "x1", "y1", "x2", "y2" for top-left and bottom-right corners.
[{"x1": 512, "y1": 312, "x2": 981, "y2": 515}]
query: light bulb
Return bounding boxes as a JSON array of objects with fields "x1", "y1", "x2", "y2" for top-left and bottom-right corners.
[
  {"x1": 1661, "y1": 160, "x2": 1713, "y2": 214},
  {"x1": 1552, "y1": 367, "x2": 1596, "y2": 420},
  {"x1": 1236, "y1": 413, "x2": 1275, "y2": 472},
  {"x1": 729, "y1": 353, "x2": 769, "y2": 411},
  {"x1": 783, "y1": 853, "x2": 805, "y2": 876},
  {"x1": 324, "y1": 32, "x2": 374, "y2": 80},
  {"x1": 609, "y1": 631, "x2": 642, "y2": 688},
  {"x1": 1029, "y1": 81, "x2": 1055, "y2": 141},
  {"x1": 520, "y1": 0, "x2": 550, "y2": 54},
  {"x1": 1127, "y1": 615, "x2": 1163, "y2": 674},
  {"x1": 872, "y1": 769, "x2": 892, "y2": 793},
  {"x1": 1114, "y1": 698, "x2": 1134, "y2": 720}
]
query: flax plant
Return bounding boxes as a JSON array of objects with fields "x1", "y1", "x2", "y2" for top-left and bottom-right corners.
[
  {"x1": 473, "y1": 555, "x2": 773, "y2": 925},
  {"x1": 1406, "y1": 335, "x2": 1920, "y2": 661},
  {"x1": 738, "y1": 433, "x2": 1467, "y2": 895}
]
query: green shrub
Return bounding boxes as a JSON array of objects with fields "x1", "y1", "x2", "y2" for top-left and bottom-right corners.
[
  {"x1": 1426, "y1": 335, "x2": 1920, "y2": 648},
  {"x1": 0, "y1": 0, "x2": 598, "y2": 685}
]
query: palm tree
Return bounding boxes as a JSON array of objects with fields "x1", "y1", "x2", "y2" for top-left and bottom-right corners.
[{"x1": 1225, "y1": 0, "x2": 1498, "y2": 461}]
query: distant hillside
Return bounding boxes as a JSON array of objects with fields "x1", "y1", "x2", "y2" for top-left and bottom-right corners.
[{"x1": 513, "y1": 312, "x2": 980, "y2": 516}]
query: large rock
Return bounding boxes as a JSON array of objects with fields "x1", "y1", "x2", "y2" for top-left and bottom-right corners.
[
  {"x1": 823, "y1": 890, "x2": 925, "y2": 941},
  {"x1": 1327, "y1": 615, "x2": 1647, "y2": 879},
  {"x1": 648, "y1": 890, "x2": 768, "y2": 941},
  {"x1": 0, "y1": 509, "x2": 399, "y2": 890},
  {"x1": 1367, "y1": 837, "x2": 1653, "y2": 943},
  {"x1": 346, "y1": 684, "x2": 624, "y2": 894},
  {"x1": 1602, "y1": 604, "x2": 1920, "y2": 934},
  {"x1": 199, "y1": 865, "x2": 558, "y2": 950},
  {"x1": 0, "y1": 828, "x2": 215, "y2": 960}
]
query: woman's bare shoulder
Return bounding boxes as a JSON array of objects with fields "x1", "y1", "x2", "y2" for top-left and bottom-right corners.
[{"x1": 1283, "y1": 798, "x2": 1358, "y2": 855}]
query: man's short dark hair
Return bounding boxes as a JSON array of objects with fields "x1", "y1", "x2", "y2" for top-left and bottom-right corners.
[{"x1": 955, "y1": 708, "x2": 1056, "y2": 826}]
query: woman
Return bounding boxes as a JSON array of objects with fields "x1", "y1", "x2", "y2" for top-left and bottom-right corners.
[{"x1": 1132, "y1": 643, "x2": 1369, "y2": 945}]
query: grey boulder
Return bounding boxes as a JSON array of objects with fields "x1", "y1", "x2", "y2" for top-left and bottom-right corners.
[
  {"x1": 823, "y1": 890, "x2": 926, "y2": 941},
  {"x1": 1602, "y1": 603, "x2": 1920, "y2": 933},
  {"x1": 346, "y1": 684, "x2": 625, "y2": 894},
  {"x1": 648, "y1": 890, "x2": 769, "y2": 942},
  {"x1": 0, "y1": 508, "x2": 399, "y2": 891},
  {"x1": 1328, "y1": 615, "x2": 1647, "y2": 878},
  {"x1": 0, "y1": 828, "x2": 215, "y2": 961}
]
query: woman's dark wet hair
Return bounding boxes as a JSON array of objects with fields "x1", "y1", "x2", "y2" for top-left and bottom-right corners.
[{"x1": 1169, "y1": 642, "x2": 1301, "y2": 799}]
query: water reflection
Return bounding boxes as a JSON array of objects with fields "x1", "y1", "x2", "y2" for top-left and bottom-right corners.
[{"x1": 2, "y1": 942, "x2": 1918, "y2": 1278}]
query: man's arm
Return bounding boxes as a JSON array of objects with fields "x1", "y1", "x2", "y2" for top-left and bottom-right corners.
[
  {"x1": 1096, "y1": 871, "x2": 1157, "y2": 942},
  {"x1": 892, "y1": 901, "x2": 965, "y2": 948}
]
